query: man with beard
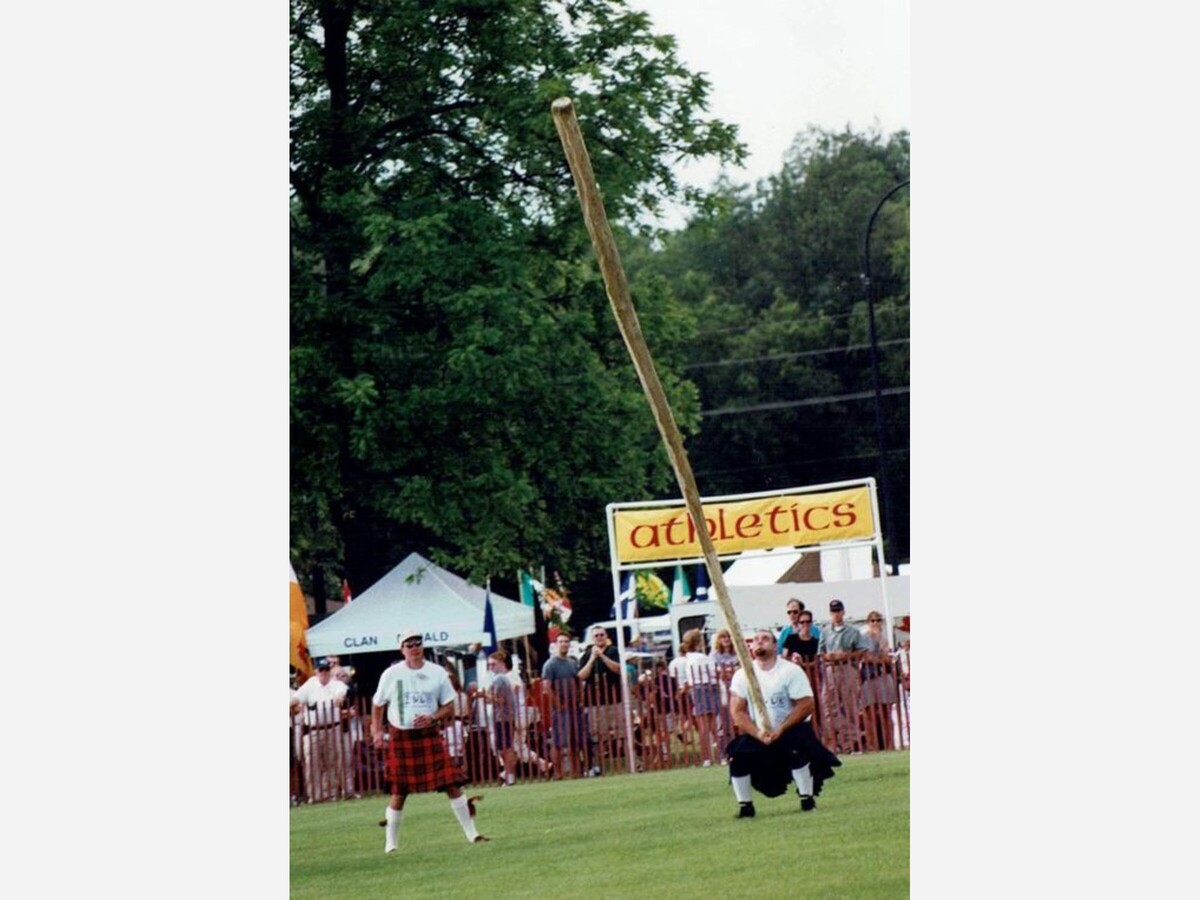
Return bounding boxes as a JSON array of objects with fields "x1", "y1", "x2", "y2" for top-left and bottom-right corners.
[{"x1": 726, "y1": 630, "x2": 841, "y2": 818}]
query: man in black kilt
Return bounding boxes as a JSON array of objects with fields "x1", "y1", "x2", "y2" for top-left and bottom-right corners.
[{"x1": 726, "y1": 630, "x2": 841, "y2": 818}]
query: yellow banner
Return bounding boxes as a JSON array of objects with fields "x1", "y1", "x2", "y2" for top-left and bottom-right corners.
[{"x1": 612, "y1": 486, "x2": 875, "y2": 564}]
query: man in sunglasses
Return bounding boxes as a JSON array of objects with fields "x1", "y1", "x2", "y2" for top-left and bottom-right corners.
[
  {"x1": 776, "y1": 599, "x2": 821, "y2": 656},
  {"x1": 371, "y1": 629, "x2": 491, "y2": 853},
  {"x1": 777, "y1": 599, "x2": 821, "y2": 663}
]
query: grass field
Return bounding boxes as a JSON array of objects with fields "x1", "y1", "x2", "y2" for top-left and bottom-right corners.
[{"x1": 290, "y1": 751, "x2": 909, "y2": 899}]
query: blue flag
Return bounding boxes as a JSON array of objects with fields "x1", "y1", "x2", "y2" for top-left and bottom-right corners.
[
  {"x1": 482, "y1": 581, "x2": 498, "y2": 653},
  {"x1": 610, "y1": 571, "x2": 638, "y2": 621},
  {"x1": 694, "y1": 562, "x2": 711, "y2": 603}
]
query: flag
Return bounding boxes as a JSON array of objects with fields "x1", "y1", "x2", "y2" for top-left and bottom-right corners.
[
  {"x1": 671, "y1": 564, "x2": 691, "y2": 605},
  {"x1": 610, "y1": 571, "x2": 638, "y2": 621},
  {"x1": 694, "y1": 562, "x2": 711, "y2": 603},
  {"x1": 289, "y1": 563, "x2": 313, "y2": 678},
  {"x1": 635, "y1": 570, "x2": 670, "y2": 610},
  {"x1": 482, "y1": 579, "x2": 498, "y2": 654},
  {"x1": 341, "y1": 578, "x2": 352, "y2": 605},
  {"x1": 518, "y1": 569, "x2": 544, "y2": 608},
  {"x1": 531, "y1": 587, "x2": 551, "y2": 661}
]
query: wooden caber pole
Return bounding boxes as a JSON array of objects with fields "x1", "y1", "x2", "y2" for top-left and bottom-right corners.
[{"x1": 550, "y1": 97, "x2": 771, "y2": 728}]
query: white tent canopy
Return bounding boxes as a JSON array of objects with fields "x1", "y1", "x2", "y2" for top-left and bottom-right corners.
[
  {"x1": 304, "y1": 552, "x2": 534, "y2": 656},
  {"x1": 721, "y1": 546, "x2": 877, "y2": 585}
]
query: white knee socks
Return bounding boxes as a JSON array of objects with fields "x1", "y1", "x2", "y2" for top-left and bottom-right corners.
[
  {"x1": 384, "y1": 806, "x2": 404, "y2": 853},
  {"x1": 450, "y1": 794, "x2": 479, "y2": 842},
  {"x1": 731, "y1": 774, "x2": 753, "y2": 803},
  {"x1": 792, "y1": 763, "x2": 813, "y2": 797}
]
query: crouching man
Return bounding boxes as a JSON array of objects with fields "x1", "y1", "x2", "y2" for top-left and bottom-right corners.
[
  {"x1": 371, "y1": 629, "x2": 490, "y2": 853},
  {"x1": 726, "y1": 629, "x2": 841, "y2": 818}
]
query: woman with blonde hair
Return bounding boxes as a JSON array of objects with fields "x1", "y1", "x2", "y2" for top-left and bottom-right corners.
[
  {"x1": 859, "y1": 611, "x2": 898, "y2": 750},
  {"x1": 709, "y1": 628, "x2": 740, "y2": 670},
  {"x1": 678, "y1": 628, "x2": 720, "y2": 766},
  {"x1": 708, "y1": 628, "x2": 740, "y2": 765}
]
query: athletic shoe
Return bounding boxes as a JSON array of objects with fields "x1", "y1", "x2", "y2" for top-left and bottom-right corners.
[
  {"x1": 472, "y1": 834, "x2": 491, "y2": 843},
  {"x1": 737, "y1": 802, "x2": 756, "y2": 819},
  {"x1": 588, "y1": 766, "x2": 602, "y2": 777},
  {"x1": 702, "y1": 760, "x2": 712, "y2": 768},
  {"x1": 800, "y1": 795, "x2": 816, "y2": 812}
]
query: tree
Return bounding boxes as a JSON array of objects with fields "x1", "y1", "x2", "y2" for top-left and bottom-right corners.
[
  {"x1": 290, "y1": 0, "x2": 743, "y2": 610},
  {"x1": 636, "y1": 127, "x2": 911, "y2": 564}
]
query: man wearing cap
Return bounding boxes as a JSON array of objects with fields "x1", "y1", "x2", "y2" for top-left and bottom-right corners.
[
  {"x1": 293, "y1": 657, "x2": 349, "y2": 803},
  {"x1": 371, "y1": 630, "x2": 490, "y2": 853},
  {"x1": 324, "y1": 654, "x2": 362, "y2": 799},
  {"x1": 726, "y1": 629, "x2": 840, "y2": 818},
  {"x1": 817, "y1": 599, "x2": 871, "y2": 753}
]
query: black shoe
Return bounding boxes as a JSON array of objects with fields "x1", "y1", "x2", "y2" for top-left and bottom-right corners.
[
  {"x1": 800, "y1": 795, "x2": 816, "y2": 812},
  {"x1": 737, "y1": 802, "x2": 756, "y2": 819}
]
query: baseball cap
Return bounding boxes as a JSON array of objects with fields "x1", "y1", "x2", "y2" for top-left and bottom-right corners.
[
  {"x1": 398, "y1": 629, "x2": 422, "y2": 646},
  {"x1": 829, "y1": 599, "x2": 845, "y2": 612},
  {"x1": 315, "y1": 657, "x2": 331, "y2": 670}
]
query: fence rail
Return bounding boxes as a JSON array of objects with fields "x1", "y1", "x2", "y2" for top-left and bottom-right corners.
[{"x1": 290, "y1": 653, "x2": 910, "y2": 805}]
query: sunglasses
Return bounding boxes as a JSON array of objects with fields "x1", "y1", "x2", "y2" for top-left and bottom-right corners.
[
  {"x1": 867, "y1": 619, "x2": 882, "y2": 623},
  {"x1": 402, "y1": 640, "x2": 423, "y2": 649},
  {"x1": 799, "y1": 619, "x2": 812, "y2": 624}
]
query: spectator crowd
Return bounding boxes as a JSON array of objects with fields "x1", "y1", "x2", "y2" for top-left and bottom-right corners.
[{"x1": 290, "y1": 598, "x2": 910, "y2": 805}]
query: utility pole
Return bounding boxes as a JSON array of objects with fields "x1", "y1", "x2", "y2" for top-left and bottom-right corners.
[{"x1": 862, "y1": 180, "x2": 909, "y2": 575}]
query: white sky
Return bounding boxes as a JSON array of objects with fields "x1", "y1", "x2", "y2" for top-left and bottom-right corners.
[{"x1": 628, "y1": 0, "x2": 910, "y2": 197}]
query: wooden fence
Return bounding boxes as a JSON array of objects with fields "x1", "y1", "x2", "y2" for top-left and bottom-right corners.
[{"x1": 290, "y1": 653, "x2": 910, "y2": 805}]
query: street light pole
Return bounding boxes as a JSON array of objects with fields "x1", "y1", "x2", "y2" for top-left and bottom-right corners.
[{"x1": 863, "y1": 180, "x2": 909, "y2": 576}]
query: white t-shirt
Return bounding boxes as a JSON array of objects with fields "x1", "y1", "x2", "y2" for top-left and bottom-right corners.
[
  {"x1": 729, "y1": 657, "x2": 813, "y2": 729},
  {"x1": 293, "y1": 676, "x2": 348, "y2": 726},
  {"x1": 680, "y1": 651, "x2": 716, "y2": 686},
  {"x1": 372, "y1": 661, "x2": 456, "y2": 729}
]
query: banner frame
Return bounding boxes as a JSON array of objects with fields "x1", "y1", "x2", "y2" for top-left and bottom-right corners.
[{"x1": 604, "y1": 476, "x2": 893, "y2": 659}]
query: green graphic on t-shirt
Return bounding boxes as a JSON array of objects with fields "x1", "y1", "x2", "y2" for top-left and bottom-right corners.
[{"x1": 397, "y1": 681, "x2": 405, "y2": 726}]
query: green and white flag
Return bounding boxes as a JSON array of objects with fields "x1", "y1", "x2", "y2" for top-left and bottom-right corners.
[
  {"x1": 518, "y1": 569, "x2": 545, "y2": 608},
  {"x1": 671, "y1": 564, "x2": 691, "y2": 605}
]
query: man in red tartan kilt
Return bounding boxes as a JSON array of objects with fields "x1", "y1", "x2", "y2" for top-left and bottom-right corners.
[{"x1": 371, "y1": 630, "x2": 490, "y2": 853}]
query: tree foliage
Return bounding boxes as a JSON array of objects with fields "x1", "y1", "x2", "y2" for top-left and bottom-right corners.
[
  {"x1": 634, "y1": 127, "x2": 911, "y2": 565},
  {"x1": 290, "y1": 0, "x2": 743, "y2": 605}
]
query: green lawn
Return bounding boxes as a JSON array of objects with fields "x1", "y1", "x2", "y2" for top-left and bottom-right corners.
[{"x1": 290, "y1": 751, "x2": 909, "y2": 899}]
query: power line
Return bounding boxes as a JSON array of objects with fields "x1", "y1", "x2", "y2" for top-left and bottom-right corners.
[
  {"x1": 699, "y1": 386, "x2": 910, "y2": 418},
  {"x1": 684, "y1": 338, "x2": 909, "y2": 371},
  {"x1": 694, "y1": 447, "x2": 910, "y2": 479},
  {"x1": 694, "y1": 301, "x2": 909, "y2": 340}
]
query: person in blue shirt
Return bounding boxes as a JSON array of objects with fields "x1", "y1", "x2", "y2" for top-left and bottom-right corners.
[{"x1": 776, "y1": 599, "x2": 821, "y2": 656}]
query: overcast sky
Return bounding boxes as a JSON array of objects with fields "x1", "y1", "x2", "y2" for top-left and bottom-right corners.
[{"x1": 627, "y1": 0, "x2": 910, "y2": 207}]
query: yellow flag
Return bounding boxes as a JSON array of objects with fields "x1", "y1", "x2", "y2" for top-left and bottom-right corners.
[{"x1": 290, "y1": 563, "x2": 313, "y2": 677}]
